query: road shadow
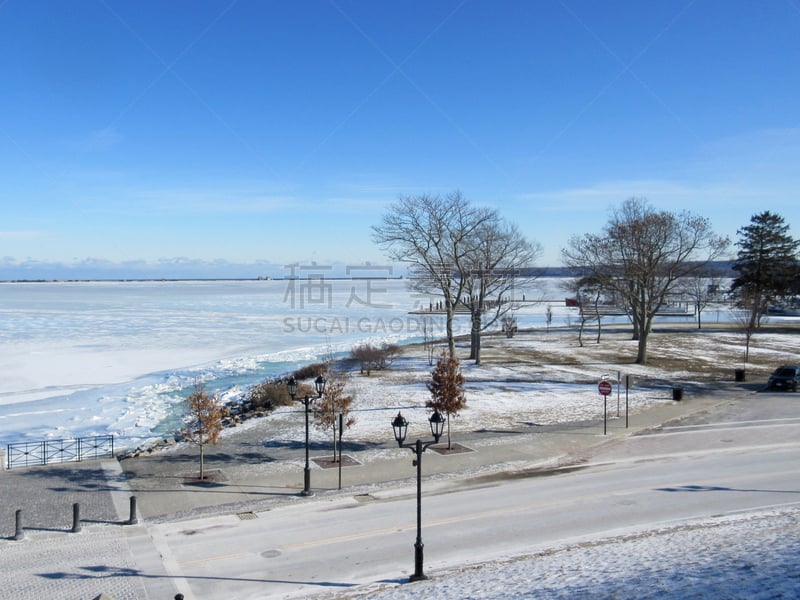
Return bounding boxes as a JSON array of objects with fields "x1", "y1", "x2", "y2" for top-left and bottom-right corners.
[
  {"x1": 37, "y1": 564, "x2": 359, "y2": 591},
  {"x1": 656, "y1": 484, "x2": 800, "y2": 494}
]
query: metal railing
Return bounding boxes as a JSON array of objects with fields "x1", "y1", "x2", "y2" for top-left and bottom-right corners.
[{"x1": 6, "y1": 435, "x2": 114, "y2": 470}]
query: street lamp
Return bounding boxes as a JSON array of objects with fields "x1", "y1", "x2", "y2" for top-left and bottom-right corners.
[
  {"x1": 287, "y1": 374, "x2": 326, "y2": 496},
  {"x1": 336, "y1": 409, "x2": 344, "y2": 490},
  {"x1": 391, "y1": 409, "x2": 446, "y2": 582}
]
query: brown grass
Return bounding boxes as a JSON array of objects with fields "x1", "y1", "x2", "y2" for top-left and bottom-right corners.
[{"x1": 477, "y1": 322, "x2": 800, "y2": 383}]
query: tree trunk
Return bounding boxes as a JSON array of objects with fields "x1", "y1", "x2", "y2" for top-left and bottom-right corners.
[
  {"x1": 470, "y1": 309, "x2": 482, "y2": 365},
  {"x1": 468, "y1": 329, "x2": 476, "y2": 360},
  {"x1": 199, "y1": 444, "x2": 205, "y2": 480},
  {"x1": 636, "y1": 335, "x2": 648, "y2": 365},
  {"x1": 445, "y1": 304, "x2": 456, "y2": 357},
  {"x1": 748, "y1": 303, "x2": 759, "y2": 334},
  {"x1": 635, "y1": 316, "x2": 652, "y2": 365},
  {"x1": 446, "y1": 413, "x2": 452, "y2": 450},
  {"x1": 631, "y1": 316, "x2": 641, "y2": 341},
  {"x1": 744, "y1": 328, "x2": 752, "y2": 364}
]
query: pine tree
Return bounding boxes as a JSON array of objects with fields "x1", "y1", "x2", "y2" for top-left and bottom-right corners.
[
  {"x1": 426, "y1": 352, "x2": 467, "y2": 449},
  {"x1": 732, "y1": 211, "x2": 799, "y2": 333}
]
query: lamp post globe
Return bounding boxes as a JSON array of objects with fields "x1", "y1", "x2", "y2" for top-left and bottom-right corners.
[
  {"x1": 392, "y1": 412, "x2": 409, "y2": 446},
  {"x1": 314, "y1": 375, "x2": 326, "y2": 397},
  {"x1": 286, "y1": 376, "x2": 298, "y2": 399},
  {"x1": 428, "y1": 410, "x2": 445, "y2": 441}
]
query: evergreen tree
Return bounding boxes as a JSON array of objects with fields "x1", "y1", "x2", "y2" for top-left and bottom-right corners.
[{"x1": 732, "y1": 211, "x2": 799, "y2": 331}]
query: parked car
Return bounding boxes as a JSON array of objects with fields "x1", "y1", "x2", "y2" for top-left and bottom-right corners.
[{"x1": 767, "y1": 365, "x2": 800, "y2": 391}]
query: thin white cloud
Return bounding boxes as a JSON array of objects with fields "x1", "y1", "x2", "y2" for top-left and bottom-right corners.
[
  {"x1": 514, "y1": 180, "x2": 697, "y2": 214},
  {"x1": 0, "y1": 231, "x2": 45, "y2": 240},
  {"x1": 515, "y1": 126, "x2": 800, "y2": 216},
  {"x1": 94, "y1": 183, "x2": 399, "y2": 218},
  {"x1": 100, "y1": 187, "x2": 299, "y2": 215}
]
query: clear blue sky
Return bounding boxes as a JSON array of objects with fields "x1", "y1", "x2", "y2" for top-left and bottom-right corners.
[{"x1": 1, "y1": 0, "x2": 798, "y2": 279}]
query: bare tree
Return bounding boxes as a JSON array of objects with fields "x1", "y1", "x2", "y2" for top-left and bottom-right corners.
[
  {"x1": 675, "y1": 265, "x2": 729, "y2": 329},
  {"x1": 426, "y1": 351, "x2": 467, "y2": 449},
  {"x1": 585, "y1": 283, "x2": 605, "y2": 345},
  {"x1": 420, "y1": 315, "x2": 440, "y2": 366},
  {"x1": 461, "y1": 220, "x2": 541, "y2": 364},
  {"x1": 312, "y1": 367, "x2": 355, "y2": 463},
  {"x1": 731, "y1": 289, "x2": 760, "y2": 366},
  {"x1": 562, "y1": 275, "x2": 603, "y2": 347},
  {"x1": 373, "y1": 192, "x2": 540, "y2": 362},
  {"x1": 501, "y1": 314, "x2": 518, "y2": 338},
  {"x1": 372, "y1": 191, "x2": 497, "y2": 357},
  {"x1": 350, "y1": 343, "x2": 399, "y2": 375},
  {"x1": 183, "y1": 384, "x2": 225, "y2": 481},
  {"x1": 562, "y1": 198, "x2": 729, "y2": 364}
]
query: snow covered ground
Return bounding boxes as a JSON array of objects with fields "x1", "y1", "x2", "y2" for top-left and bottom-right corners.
[
  {"x1": 215, "y1": 323, "x2": 800, "y2": 460},
  {"x1": 344, "y1": 507, "x2": 800, "y2": 599}
]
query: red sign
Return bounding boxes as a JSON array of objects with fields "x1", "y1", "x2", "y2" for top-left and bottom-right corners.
[{"x1": 598, "y1": 380, "x2": 613, "y2": 396}]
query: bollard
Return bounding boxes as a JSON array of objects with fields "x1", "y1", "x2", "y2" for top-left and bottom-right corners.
[
  {"x1": 13, "y1": 509, "x2": 24, "y2": 541},
  {"x1": 128, "y1": 496, "x2": 138, "y2": 525},
  {"x1": 71, "y1": 502, "x2": 82, "y2": 533}
]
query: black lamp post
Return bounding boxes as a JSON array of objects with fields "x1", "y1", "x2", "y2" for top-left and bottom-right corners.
[
  {"x1": 391, "y1": 409, "x2": 445, "y2": 582},
  {"x1": 287, "y1": 374, "x2": 326, "y2": 496}
]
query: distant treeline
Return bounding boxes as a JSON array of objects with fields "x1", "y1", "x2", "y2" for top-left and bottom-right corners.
[
  {"x1": 522, "y1": 260, "x2": 736, "y2": 278},
  {"x1": 1, "y1": 262, "x2": 737, "y2": 284}
]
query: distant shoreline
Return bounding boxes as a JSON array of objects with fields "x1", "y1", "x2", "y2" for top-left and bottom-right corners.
[
  {"x1": 1, "y1": 264, "x2": 677, "y2": 284},
  {"x1": 0, "y1": 277, "x2": 412, "y2": 284}
]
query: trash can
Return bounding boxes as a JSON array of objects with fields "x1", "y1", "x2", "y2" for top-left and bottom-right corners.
[
  {"x1": 672, "y1": 387, "x2": 683, "y2": 401},
  {"x1": 734, "y1": 368, "x2": 746, "y2": 382}
]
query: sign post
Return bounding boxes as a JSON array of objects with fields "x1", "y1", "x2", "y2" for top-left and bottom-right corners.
[
  {"x1": 625, "y1": 374, "x2": 630, "y2": 428},
  {"x1": 599, "y1": 379, "x2": 612, "y2": 435}
]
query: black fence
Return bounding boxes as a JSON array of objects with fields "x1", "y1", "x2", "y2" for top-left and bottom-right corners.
[{"x1": 6, "y1": 435, "x2": 115, "y2": 470}]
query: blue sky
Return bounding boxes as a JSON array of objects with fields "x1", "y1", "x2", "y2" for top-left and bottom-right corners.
[{"x1": 1, "y1": 0, "x2": 799, "y2": 279}]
